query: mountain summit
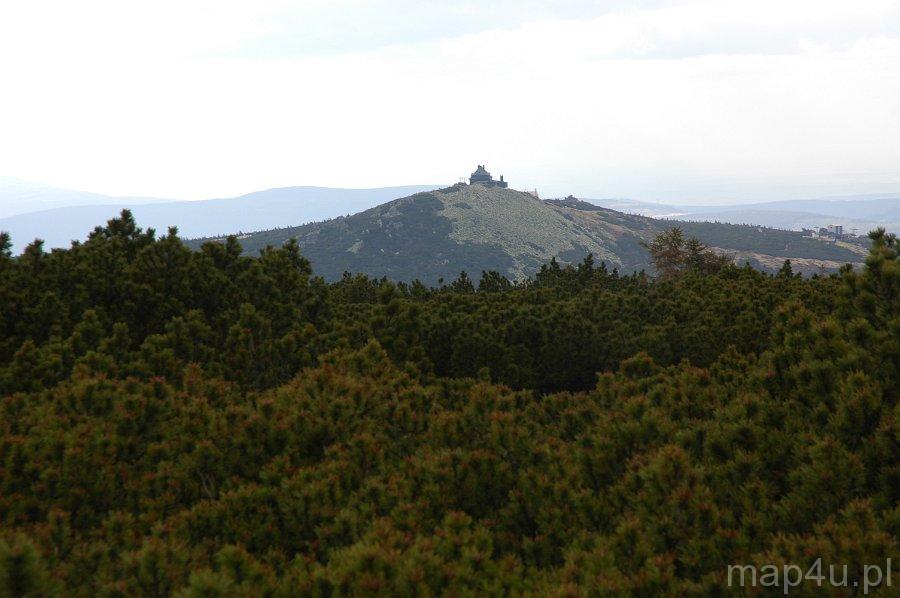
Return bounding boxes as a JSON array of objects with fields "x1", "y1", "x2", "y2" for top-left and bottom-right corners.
[{"x1": 191, "y1": 182, "x2": 868, "y2": 283}]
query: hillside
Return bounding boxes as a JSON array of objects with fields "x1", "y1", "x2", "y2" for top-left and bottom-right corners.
[
  {"x1": 189, "y1": 185, "x2": 868, "y2": 283},
  {"x1": 551, "y1": 197, "x2": 871, "y2": 266}
]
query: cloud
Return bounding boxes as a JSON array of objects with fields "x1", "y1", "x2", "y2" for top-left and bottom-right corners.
[
  {"x1": 0, "y1": 0, "x2": 898, "y2": 201},
  {"x1": 222, "y1": 1, "x2": 666, "y2": 57},
  {"x1": 222, "y1": 0, "x2": 900, "y2": 60}
]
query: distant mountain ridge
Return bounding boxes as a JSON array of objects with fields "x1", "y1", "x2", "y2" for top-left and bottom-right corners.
[
  {"x1": 3, "y1": 177, "x2": 896, "y2": 257},
  {"x1": 0, "y1": 177, "x2": 165, "y2": 219},
  {"x1": 188, "y1": 185, "x2": 869, "y2": 283},
  {"x1": 588, "y1": 195, "x2": 900, "y2": 233},
  {"x1": 0, "y1": 185, "x2": 442, "y2": 253}
]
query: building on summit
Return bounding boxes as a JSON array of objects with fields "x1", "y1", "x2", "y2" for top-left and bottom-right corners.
[{"x1": 469, "y1": 165, "x2": 508, "y2": 188}]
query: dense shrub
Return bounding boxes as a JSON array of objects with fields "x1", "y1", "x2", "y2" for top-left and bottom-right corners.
[{"x1": 0, "y1": 213, "x2": 896, "y2": 594}]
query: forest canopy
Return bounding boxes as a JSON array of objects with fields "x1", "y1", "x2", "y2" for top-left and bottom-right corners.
[{"x1": 0, "y1": 211, "x2": 897, "y2": 595}]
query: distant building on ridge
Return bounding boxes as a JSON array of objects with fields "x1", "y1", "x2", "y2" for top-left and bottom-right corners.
[{"x1": 469, "y1": 165, "x2": 508, "y2": 188}]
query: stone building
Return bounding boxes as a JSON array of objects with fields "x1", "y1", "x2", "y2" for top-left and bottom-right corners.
[{"x1": 469, "y1": 165, "x2": 508, "y2": 188}]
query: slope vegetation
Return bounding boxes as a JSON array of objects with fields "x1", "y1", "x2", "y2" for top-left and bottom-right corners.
[{"x1": 191, "y1": 185, "x2": 867, "y2": 283}]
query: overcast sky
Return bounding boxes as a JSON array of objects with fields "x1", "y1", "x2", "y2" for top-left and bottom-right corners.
[{"x1": 1, "y1": 0, "x2": 899, "y2": 204}]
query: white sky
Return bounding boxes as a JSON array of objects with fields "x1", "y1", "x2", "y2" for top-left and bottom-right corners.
[{"x1": 1, "y1": 0, "x2": 899, "y2": 203}]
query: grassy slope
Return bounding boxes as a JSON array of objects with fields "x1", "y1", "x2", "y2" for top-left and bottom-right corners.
[{"x1": 187, "y1": 187, "x2": 866, "y2": 282}]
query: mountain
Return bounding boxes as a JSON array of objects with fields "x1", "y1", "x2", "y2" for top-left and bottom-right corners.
[
  {"x1": 587, "y1": 194, "x2": 900, "y2": 233},
  {"x1": 5, "y1": 176, "x2": 894, "y2": 256},
  {"x1": 188, "y1": 185, "x2": 869, "y2": 283},
  {"x1": 0, "y1": 185, "x2": 441, "y2": 253},
  {"x1": 723, "y1": 194, "x2": 900, "y2": 221},
  {"x1": 0, "y1": 177, "x2": 164, "y2": 219}
]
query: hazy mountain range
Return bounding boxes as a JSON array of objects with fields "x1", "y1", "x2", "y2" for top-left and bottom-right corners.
[
  {"x1": 187, "y1": 185, "x2": 870, "y2": 283},
  {"x1": 1, "y1": 178, "x2": 897, "y2": 262},
  {"x1": 0, "y1": 180, "x2": 441, "y2": 253},
  {"x1": 592, "y1": 194, "x2": 900, "y2": 234},
  {"x1": 0, "y1": 177, "x2": 165, "y2": 219}
]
